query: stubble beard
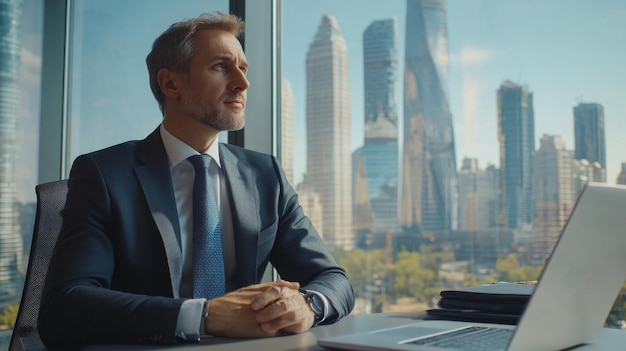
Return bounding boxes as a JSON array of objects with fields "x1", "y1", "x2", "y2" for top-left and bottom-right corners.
[{"x1": 181, "y1": 89, "x2": 245, "y2": 132}]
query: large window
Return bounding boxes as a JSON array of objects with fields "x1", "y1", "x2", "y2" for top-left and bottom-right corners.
[
  {"x1": 0, "y1": 0, "x2": 230, "y2": 347},
  {"x1": 65, "y1": 0, "x2": 229, "y2": 165},
  {"x1": 280, "y1": 0, "x2": 626, "y2": 325},
  {"x1": 0, "y1": 0, "x2": 43, "y2": 347}
]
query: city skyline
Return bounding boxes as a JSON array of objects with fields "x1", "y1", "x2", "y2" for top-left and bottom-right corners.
[
  {"x1": 282, "y1": 0, "x2": 626, "y2": 187},
  {"x1": 13, "y1": 1, "x2": 626, "y2": 204}
]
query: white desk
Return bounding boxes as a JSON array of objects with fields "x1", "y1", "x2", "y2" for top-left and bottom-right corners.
[{"x1": 84, "y1": 312, "x2": 626, "y2": 350}]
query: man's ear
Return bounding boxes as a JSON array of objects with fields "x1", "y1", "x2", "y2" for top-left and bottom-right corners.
[{"x1": 157, "y1": 68, "x2": 182, "y2": 99}]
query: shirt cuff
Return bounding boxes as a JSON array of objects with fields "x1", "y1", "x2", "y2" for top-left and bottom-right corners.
[{"x1": 175, "y1": 298, "x2": 207, "y2": 342}]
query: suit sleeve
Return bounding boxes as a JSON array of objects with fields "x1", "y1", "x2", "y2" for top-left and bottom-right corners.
[
  {"x1": 267, "y1": 156, "x2": 355, "y2": 323},
  {"x1": 38, "y1": 155, "x2": 184, "y2": 350}
]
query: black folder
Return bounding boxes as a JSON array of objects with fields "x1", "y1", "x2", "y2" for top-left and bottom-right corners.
[{"x1": 426, "y1": 282, "x2": 535, "y2": 325}]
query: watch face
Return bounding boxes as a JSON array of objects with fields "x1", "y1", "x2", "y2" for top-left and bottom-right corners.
[{"x1": 308, "y1": 293, "x2": 324, "y2": 316}]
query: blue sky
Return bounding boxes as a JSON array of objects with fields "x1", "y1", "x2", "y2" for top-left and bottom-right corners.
[{"x1": 282, "y1": 0, "x2": 626, "y2": 184}]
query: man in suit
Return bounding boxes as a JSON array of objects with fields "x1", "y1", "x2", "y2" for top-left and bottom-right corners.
[{"x1": 38, "y1": 12, "x2": 354, "y2": 349}]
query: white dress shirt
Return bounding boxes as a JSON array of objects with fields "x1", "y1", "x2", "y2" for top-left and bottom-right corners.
[{"x1": 159, "y1": 125, "x2": 236, "y2": 341}]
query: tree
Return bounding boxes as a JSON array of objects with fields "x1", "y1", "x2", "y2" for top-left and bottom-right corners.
[
  {"x1": 391, "y1": 250, "x2": 436, "y2": 302},
  {"x1": 494, "y1": 253, "x2": 540, "y2": 282},
  {"x1": 421, "y1": 246, "x2": 455, "y2": 274},
  {"x1": 0, "y1": 303, "x2": 19, "y2": 329},
  {"x1": 339, "y1": 249, "x2": 387, "y2": 296},
  {"x1": 607, "y1": 282, "x2": 626, "y2": 328}
]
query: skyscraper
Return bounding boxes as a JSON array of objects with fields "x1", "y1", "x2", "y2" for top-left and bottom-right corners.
[
  {"x1": 573, "y1": 102, "x2": 606, "y2": 179},
  {"x1": 573, "y1": 159, "x2": 605, "y2": 194},
  {"x1": 296, "y1": 180, "x2": 324, "y2": 241},
  {"x1": 617, "y1": 163, "x2": 626, "y2": 185},
  {"x1": 280, "y1": 78, "x2": 294, "y2": 185},
  {"x1": 400, "y1": 0, "x2": 458, "y2": 234},
  {"x1": 457, "y1": 158, "x2": 500, "y2": 231},
  {"x1": 497, "y1": 80, "x2": 535, "y2": 230},
  {"x1": 0, "y1": 0, "x2": 24, "y2": 306},
  {"x1": 360, "y1": 18, "x2": 399, "y2": 233},
  {"x1": 532, "y1": 135, "x2": 576, "y2": 263},
  {"x1": 352, "y1": 147, "x2": 374, "y2": 242},
  {"x1": 306, "y1": 15, "x2": 353, "y2": 250}
]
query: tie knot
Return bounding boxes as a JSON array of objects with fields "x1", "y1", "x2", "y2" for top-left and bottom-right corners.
[{"x1": 188, "y1": 154, "x2": 212, "y2": 171}]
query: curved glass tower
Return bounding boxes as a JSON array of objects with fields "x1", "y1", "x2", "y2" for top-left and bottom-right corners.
[{"x1": 400, "y1": 0, "x2": 458, "y2": 234}]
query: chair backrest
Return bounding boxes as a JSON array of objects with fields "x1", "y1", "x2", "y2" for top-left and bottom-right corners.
[{"x1": 9, "y1": 180, "x2": 68, "y2": 351}]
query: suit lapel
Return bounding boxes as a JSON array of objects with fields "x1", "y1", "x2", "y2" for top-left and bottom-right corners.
[
  {"x1": 135, "y1": 128, "x2": 183, "y2": 297},
  {"x1": 219, "y1": 144, "x2": 259, "y2": 287}
]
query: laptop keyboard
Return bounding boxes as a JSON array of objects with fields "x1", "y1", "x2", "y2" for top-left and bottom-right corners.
[{"x1": 405, "y1": 326, "x2": 513, "y2": 351}]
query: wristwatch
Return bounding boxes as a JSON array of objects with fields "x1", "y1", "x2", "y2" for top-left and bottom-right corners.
[{"x1": 301, "y1": 290, "x2": 327, "y2": 325}]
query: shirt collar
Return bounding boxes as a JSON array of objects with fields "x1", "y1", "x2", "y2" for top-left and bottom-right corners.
[{"x1": 159, "y1": 124, "x2": 222, "y2": 168}]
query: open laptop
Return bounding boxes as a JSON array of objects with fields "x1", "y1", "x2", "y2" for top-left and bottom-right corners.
[{"x1": 319, "y1": 182, "x2": 626, "y2": 351}]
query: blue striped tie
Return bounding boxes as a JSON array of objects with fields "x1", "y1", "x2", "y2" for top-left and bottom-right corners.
[{"x1": 188, "y1": 154, "x2": 225, "y2": 299}]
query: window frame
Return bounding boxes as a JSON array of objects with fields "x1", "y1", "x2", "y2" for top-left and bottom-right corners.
[{"x1": 38, "y1": 0, "x2": 278, "y2": 182}]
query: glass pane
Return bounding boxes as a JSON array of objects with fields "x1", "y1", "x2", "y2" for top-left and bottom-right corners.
[
  {"x1": 0, "y1": 0, "x2": 43, "y2": 346},
  {"x1": 280, "y1": 0, "x2": 626, "y2": 326},
  {"x1": 66, "y1": 0, "x2": 228, "y2": 168}
]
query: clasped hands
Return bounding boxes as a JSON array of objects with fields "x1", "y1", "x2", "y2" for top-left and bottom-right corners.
[{"x1": 204, "y1": 279, "x2": 316, "y2": 338}]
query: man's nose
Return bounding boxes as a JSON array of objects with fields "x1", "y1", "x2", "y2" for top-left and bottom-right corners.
[{"x1": 230, "y1": 69, "x2": 250, "y2": 91}]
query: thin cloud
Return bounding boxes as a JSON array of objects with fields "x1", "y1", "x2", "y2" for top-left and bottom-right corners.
[
  {"x1": 20, "y1": 48, "x2": 41, "y2": 87},
  {"x1": 461, "y1": 77, "x2": 480, "y2": 156},
  {"x1": 451, "y1": 47, "x2": 494, "y2": 68}
]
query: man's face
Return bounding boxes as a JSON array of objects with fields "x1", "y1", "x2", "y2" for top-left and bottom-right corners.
[{"x1": 179, "y1": 29, "x2": 250, "y2": 131}]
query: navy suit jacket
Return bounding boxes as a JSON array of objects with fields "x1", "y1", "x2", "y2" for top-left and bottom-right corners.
[{"x1": 39, "y1": 128, "x2": 354, "y2": 349}]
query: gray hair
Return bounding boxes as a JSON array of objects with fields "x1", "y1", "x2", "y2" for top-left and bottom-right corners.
[{"x1": 146, "y1": 12, "x2": 245, "y2": 114}]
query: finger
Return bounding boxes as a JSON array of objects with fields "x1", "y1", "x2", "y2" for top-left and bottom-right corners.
[
  {"x1": 250, "y1": 280, "x2": 302, "y2": 310},
  {"x1": 259, "y1": 299, "x2": 312, "y2": 334},
  {"x1": 273, "y1": 279, "x2": 300, "y2": 290},
  {"x1": 239, "y1": 280, "x2": 299, "y2": 293},
  {"x1": 255, "y1": 288, "x2": 305, "y2": 323},
  {"x1": 278, "y1": 319, "x2": 312, "y2": 334},
  {"x1": 238, "y1": 281, "x2": 278, "y2": 292},
  {"x1": 206, "y1": 295, "x2": 278, "y2": 338},
  {"x1": 250, "y1": 284, "x2": 288, "y2": 311}
]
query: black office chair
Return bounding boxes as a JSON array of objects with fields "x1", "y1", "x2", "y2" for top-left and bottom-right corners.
[{"x1": 9, "y1": 180, "x2": 68, "y2": 351}]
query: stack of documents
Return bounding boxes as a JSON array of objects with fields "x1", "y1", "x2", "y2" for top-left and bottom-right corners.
[{"x1": 426, "y1": 282, "x2": 535, "y2": 325}]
